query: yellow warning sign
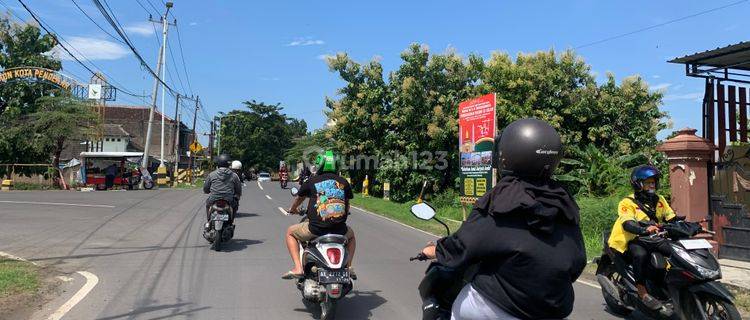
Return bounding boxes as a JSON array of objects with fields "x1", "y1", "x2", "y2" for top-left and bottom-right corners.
[{"x1": 189, "y1": 141, "x2": 203, "y2": 153}]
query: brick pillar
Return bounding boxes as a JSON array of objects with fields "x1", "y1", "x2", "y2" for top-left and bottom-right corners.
[{"x1": 656, "y1": 128, "x2": 715, "y2": 222}]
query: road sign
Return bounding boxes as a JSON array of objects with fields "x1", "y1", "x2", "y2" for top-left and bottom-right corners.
[
  {"x1": 189, "y1": 141, "x2": 203, "y2": 153},
  {"x1": 88, "y1": 84, "x2": 102, "y2": 100}
]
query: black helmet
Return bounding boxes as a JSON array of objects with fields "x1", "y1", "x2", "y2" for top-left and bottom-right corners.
[
  {"x1": 496, "y1": 118, "x2": 562, "y2": 179},
  {"x1": 217, "y1": 154, "x2": 231, "y2": 168},
  {"x1": 630, "y1": 165, "x2": 661, "y2": 191}
]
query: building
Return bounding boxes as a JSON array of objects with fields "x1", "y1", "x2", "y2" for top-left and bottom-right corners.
[{"x1": 61, "y1": 104, "x2": 195, "y2": 168}]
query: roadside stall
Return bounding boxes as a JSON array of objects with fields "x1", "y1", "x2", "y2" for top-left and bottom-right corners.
[{"x1": 79, "y1": 152, "x2": 156, "y2": 190}]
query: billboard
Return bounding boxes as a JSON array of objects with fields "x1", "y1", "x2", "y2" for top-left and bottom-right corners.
[{"x1": 459, "y1": 93, "x2": 496, "y2": 203}]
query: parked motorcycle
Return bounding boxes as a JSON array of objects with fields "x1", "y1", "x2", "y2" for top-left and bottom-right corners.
[
  {"x1": 594, "y1": 219, "x2": 741, "y2": 319},
  {"x1": 288, "y1": 187, "x2": 353, "y2": 320},
  {"x1": 128, "y1": 167, "x2": 155, "y2": 190},
  {"x1": 409, "y1": 202, "x2": 476, "y2": 320},
  {"x1": 202, "y1": 199, "x2": 235, "y2": 251}
]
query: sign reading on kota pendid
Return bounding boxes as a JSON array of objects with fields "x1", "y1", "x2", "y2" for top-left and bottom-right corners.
[{"x1": 459, "y1": 93, "x2": 496, "y2": 204}]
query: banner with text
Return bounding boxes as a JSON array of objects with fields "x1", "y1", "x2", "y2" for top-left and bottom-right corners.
[{"x1": 459, "y1": 93, "x2": 496, "y2": 203}]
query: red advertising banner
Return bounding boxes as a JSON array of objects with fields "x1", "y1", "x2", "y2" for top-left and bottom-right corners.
[{"x1": 459, "y1": 93, "x2": 496, "y2": 202}]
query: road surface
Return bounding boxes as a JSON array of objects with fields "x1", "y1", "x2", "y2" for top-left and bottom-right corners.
[{"x1": 0, "y1": 182, "x2": 639, "y2": 319}]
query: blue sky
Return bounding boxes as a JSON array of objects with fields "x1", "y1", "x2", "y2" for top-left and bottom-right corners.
[{"x1": 4, "y1": 0, "x2": 750, "y2": 141}]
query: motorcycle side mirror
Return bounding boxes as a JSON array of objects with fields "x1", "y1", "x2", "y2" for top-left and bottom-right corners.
[
  {"x1": 411, "y1": 202, "x2": 436, "y2": 221},
  {"x1": 290, "y1": 187, "x2": 299, "y2": 196}
]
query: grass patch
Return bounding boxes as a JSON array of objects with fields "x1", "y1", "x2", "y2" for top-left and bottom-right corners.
[
  {"x1": 351, "y1": 194, "x2": 462, "y2": 236},
  {"x1": 728, "y1": 286, "x2": 750, "y2": 316},
  {"x1": 577, "y1": 193, "x2": 623, "y2": 260},
  {"x1": 0, "y1": 259, "x2": 39, "y2": 298},
  {"x1": 173, "y1": 177, "x2": 205, "y2": 189},
  {"x1": 354, "y1": 190, "x2": 624, "y2": 261}
]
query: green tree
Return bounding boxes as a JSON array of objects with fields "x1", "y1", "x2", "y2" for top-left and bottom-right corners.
[
  {"x1": 220, "y1": 100, "x2": 307, "y2": 172},
  {"x1": 18, "y1": 95, "x2": 99, "y2": 186},
  {"x1": 324, "y1": 44, "x2": 669, "y2": 201},
  {"x1": 0, "y1": 16, "x2": 63, "y2": 177}
]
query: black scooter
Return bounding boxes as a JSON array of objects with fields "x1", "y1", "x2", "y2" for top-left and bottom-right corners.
[
  {"x1": 594, "y1": 219, "x2": 741, "y2": 319},
  {"x1": 409, "y1": 202, "x2": 477, "y2": 320}
]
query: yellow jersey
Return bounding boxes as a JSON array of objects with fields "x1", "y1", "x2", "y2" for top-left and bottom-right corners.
[{"x1": 607, "y1": 194, "x2": 675, "y2": 253}]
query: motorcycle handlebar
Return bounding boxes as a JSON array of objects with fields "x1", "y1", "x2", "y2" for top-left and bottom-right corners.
[{"x1": 409, "y1": 252, "x2": 428, "y2": 261}]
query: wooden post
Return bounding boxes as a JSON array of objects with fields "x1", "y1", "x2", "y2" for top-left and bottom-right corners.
[{"x1": 461, "y1": 203, "x2": 467, "y2": 221}]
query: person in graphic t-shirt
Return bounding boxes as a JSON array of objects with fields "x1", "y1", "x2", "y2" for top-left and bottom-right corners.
[{"x1": 282, "y1": 150, "x2": 356, "y2": 280}]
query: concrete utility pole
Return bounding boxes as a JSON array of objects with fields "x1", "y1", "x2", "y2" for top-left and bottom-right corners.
[
  {"x1": 141, "y1": 2, "x2": 174, "y2": 188},
  {"x1": 172, "y1": 94, "x2": 181, "y2": 183},
  {"x1": 187, "y1": 96, "x2": 199, "y2": 183}
]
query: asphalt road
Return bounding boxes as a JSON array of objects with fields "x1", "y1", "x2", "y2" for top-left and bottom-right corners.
[{"x1": 0, "y1": 181, "x2": 637, "y2": 320}]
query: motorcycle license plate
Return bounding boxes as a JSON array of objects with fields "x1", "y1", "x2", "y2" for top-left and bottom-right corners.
[
  {"x1": 679, "y1": 239, "x2": 713, "y2": 250},
  {"x1": 213, "y1": 214, "x2": 230, "y2": 221},
  {"x1": 318, "y1": 270, "x2": 350, "y2": 284}
]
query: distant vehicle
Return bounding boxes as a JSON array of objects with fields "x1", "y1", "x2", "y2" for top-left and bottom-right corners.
[{"x1": 258, "y1": 172, "x2": 271, "y2": 182}]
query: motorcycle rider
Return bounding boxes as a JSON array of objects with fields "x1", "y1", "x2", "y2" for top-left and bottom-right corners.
[
  {"x1": 297, "y1": 164, "x2": 312, "y2": 185},
  {"x1": 230, "y1": 160, "x2": 243, "y2": 215},
  {"x1": 607, "y1": 164, "x2": 679, "y2": 310},
  {"x1": 420, "y1": 118, "x2": 586, "y2": 319},
  {"x1": 282, "y1": 150, "x2": 356, "y2": 280},
  {"x1": 203, "y1": 154, "x2": 242, "y2": 229}
]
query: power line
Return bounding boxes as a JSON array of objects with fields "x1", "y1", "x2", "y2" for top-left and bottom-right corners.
[
  {"x1": 12, "y1": 0, "x2": 147, "y2": 98},
  {"x1": 174, "y1": 24, "x2": 194, "y2": 95},
  {"x1": 575, "y1": 0, "x2": 749, "y2": 49},
  {"x1": 134, "y1": 0, "x2": 158, "y2": 16},
  {"x1": 167, "y1": 37, "x2": 188, "y2": 95},
  {"x1": 68, "y1": 0, "x2": 124, "y2": 45},
  {"x1": 90, "y1": 0, "x2": 181, "y2": 97}
]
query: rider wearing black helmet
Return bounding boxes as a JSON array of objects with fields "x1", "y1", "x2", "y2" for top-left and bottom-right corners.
[
  {"x1": 421, "y1": 118, "x2": 586, "y2": 319},
  {"x1": 607, "y1": 164, "x2": 679, "y2": 310},
  {"x1": 203, "y1": 154, "x2": 242, "y2": 228}
]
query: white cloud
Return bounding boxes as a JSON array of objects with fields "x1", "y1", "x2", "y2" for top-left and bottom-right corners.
[
  {"x1": 287, "y1": 37, "x2": 325, "y2": 47},
  {"x1": 672, "y1": 84, "x2": 684, "y2": 91},
  {"x1": 189, "y1": 22, "x2": 198, "y2": 26},
  {"x1": 317, "y1": 54, "x2": 334, "y2": 60},
  {"x1": 50, "y1": 37, "x2": 129, "y2": 61},
  {"x1": 663, "y1": 92, "x2": 703, "y2": 101},
  {"x1": 649, "y1": 83, "x2": 672, "y2": 91},
  {"x1": 124, "y1": 22, "x2": 154, "y2": 36},
  {"x1": 652, "y1": 75, "x2": 661, "y2": 79}
]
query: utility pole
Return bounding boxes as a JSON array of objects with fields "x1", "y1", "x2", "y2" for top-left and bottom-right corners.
[
  {"x1": 187, "y1": 96, "x2": 199, "y2": 183},
  {"x1": 141, "y1": 1, "x2": 174, "y2": 188},
  {"x1": 208, "y1": 119, "x2": 215, "y2": 169},
  {"x1": 216, "y1": 116, "x2": 222, "y2": 155},
  {"x1": 172, "y1": 94, "x2": 181, "y2": 184}
]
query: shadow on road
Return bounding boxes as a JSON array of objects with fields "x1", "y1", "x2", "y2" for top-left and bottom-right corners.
[
  {"x1": 292, "y1": 289, "x2": 387, "y2": 319},
  {"x1": 95, "y1": 302, "x2": 210, "y2": 320},
  {"x1": 235, "y1": 212, "x2": 260, "y2": 219},
  {"x1": 220, "y1": 238, "x2": 264, "y2": 252},
  {"x1": 29, "y1": 245, "x2": 205, "y2": 262}
]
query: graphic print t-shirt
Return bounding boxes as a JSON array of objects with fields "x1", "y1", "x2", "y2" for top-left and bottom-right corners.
[{"x1": 298, "y1": 173, "x2": 354, "y2": 236}]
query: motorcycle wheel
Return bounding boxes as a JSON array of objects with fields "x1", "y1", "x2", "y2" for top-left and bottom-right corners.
[
  {"x1": 211, "y1": 229, "x2": 221, "y2": 251},
  {"x1": 143, "y1": 180, "x2": 155, "y2": 190},
  {"x1": 597, "y1": 267, "x2": 633, "y2": 316},
  {"x1": 320, "y1": 299, "x2": 337, "y2": 320},
  {"x1": 692, "y1": 295, "x2": 741, "y2": 320}
]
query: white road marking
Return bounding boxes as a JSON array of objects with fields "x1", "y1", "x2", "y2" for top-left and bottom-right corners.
[
  {"x1": 57, "y1": 276, "x2": 74, "y2": 282},
  {"x1": 278, "y1": 207, "x2": 288, "y2": 215},
  {"x1": 576, "y1": 279, "x2": 601, "y2": 289},
  {"x1": 48, "y1": 271, "x2": 99, "y2": 320},
  {"x1": 265, "y1": 195, "x2": 272, "y2": 200},
  {"x1": 351, "y1": 205, "x2": 438, "y2": 237},
  {"x1": 0, "y1": 200, "x2": 114, "y2": 208},
  {"x1": 257, "y1": 181, "x2": 263, "y2": 190}
]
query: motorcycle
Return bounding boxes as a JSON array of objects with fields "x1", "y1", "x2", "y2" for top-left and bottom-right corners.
[
  {"x1": 128, "y1": 167, "x2": 155, "y2": 190},
  {"x1": 594, "y1": 219, "x2": 741, "y2": 320},
  {"x1": 202, "y1": 199, "x2": 235, "y2": 251},
  {"x1": 288, "y1": 187, "x2": 353, "y2": 320},
  {"x1": 280, "y1": 172, "x2": 289, "y2": 189},
  {"x1": 409, "y1": 202, "x2": 476, "y2": 320}
]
